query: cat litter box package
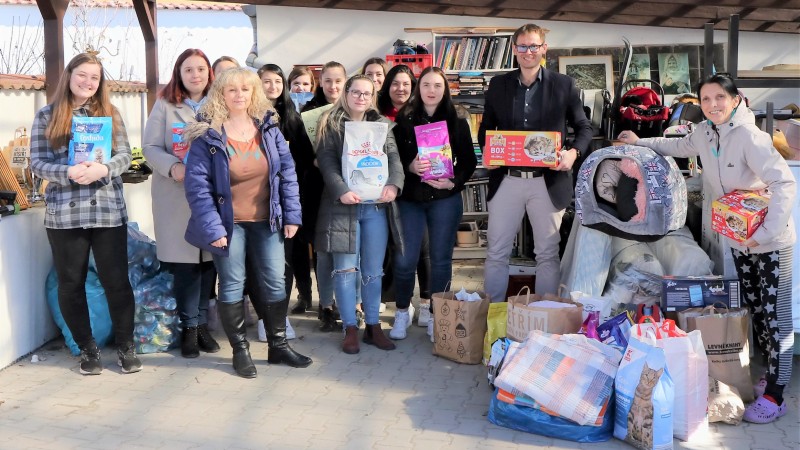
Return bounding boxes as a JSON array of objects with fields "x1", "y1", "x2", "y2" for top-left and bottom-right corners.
[
  {"x1": 68, "y1": 116, "x2": 113, "y2": 165},
  {"x1": 483, "y1": 130, "x2": 561, "y2": 168},
  {"x1": 414, "y1": 120, "x2": 454, "y2": 180},
  {"x1": 711, "y1": 190, "x2": 769, "y2": 243},
  {"x1": 342, "y1": 121, "x2": 389, "y2": 202}
]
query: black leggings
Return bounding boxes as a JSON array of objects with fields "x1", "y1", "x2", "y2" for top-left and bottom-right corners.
[{"x1": 46, "y1": 225, "x2": 135, "y2": 349}]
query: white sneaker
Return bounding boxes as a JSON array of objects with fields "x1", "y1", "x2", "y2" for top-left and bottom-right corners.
[
  {"x1": 417, "y1": 301, "x2": 431, "y2": 327},
  {"x1": 379, "y1": 303, "x2": 387, "y2": 313},
  {"x1": 389, "y1": 304, "x2": 414, "y2": 340},
  {"x1": 427, "y1": 315, "x2": 434, "y2": 343},
  {"x1": 257, "y1": 319, "x2": 267, "y2": 342},
  {"x1": 286, "y1": 317, "x2": 296, "y2": 340}
]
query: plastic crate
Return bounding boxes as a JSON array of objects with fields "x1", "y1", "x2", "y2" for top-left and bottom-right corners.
[{"x1": 386, "y1": 54, "x2": 433, "y2": 78}]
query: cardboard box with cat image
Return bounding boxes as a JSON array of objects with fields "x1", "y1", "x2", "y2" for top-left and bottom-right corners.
[
  {"x1": 483, "y1": 131, "x2": 561, "y2": 168},
  {"x1": 711, "y1": 190, "x2": 769, "y2": 243}
]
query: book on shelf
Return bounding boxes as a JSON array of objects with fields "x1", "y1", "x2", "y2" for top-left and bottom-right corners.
[{"x1": 435, "y1": 35, "x2": 515, "y2": 72}]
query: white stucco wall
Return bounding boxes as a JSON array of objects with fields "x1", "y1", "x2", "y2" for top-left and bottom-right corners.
[{"x1": 254, "y1": 6, "x2": 800, "y2": 107}]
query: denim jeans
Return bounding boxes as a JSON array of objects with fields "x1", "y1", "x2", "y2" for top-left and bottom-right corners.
[
  {"x1": 394, "y1": 195, "x2": 463, "y2": 309},
  {"x1": 213, "y1": 221, "x2": 285, "y2": 305},
  {"x1": 161, "y1": 261, "x2": 216, "y2": 328},
  {"x1": 318, "y1": 251, "x2": 362, "y2": 309},
  {"x1": 46, "y1": 225, "x2": 135, "y2": 348},
  {"x1": 332, "y1": 204, "x2": 388, "y2": 327}
]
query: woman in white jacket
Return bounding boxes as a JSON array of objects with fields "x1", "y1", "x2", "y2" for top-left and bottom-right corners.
[{"x1": 619, "y1": 73, "x2": 796, "y2": 424}]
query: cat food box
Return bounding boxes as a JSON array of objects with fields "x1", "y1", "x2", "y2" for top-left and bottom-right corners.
[
  {"x1": 711, "y1": 190, "x2": 770, "y2": 242},
  {"x1": 483, "y1": 130, "x2": 561, "y2": 168},
  {"x1": 68, "y1": 116, "x2": 112, "y2": 165},
  {"x1": 661, "y1": 275, "x2": 741, "y2": 312},
  {"x1": 414, "y1": 121, "x2": 454, "y2": 181}
]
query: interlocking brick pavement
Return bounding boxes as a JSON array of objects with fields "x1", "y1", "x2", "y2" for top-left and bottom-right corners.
[{"x1": 0, "y1": 260, "x2": 797, "y2": 449}]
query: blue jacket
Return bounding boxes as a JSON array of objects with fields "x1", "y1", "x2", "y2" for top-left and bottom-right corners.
[{"x1": 183, "y1": 111, "x2": 301, "y2": 256}]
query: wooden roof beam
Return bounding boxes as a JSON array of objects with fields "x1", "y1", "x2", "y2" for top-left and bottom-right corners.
[
  {"x1": 36, "y1": 0, "x2": 69, "y2": 101},
  {"x1": 132, "y1": 0, "x2": 158, "y2": 112}
]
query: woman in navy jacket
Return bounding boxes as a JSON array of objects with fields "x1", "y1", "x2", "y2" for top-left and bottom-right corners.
[{"x1": 183, "y1": 68, "x2": 311, "y2": 378}]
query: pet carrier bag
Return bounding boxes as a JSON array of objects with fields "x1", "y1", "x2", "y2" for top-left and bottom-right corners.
[
  {"x1": 574, "y1": 144, "x2": 687, "y2": 242},
  {"x1": 618, "y1": 80, "x2": 670, "y2": 138}
]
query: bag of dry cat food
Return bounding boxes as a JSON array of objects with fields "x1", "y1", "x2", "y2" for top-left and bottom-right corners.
[
  {"x1": 614, "y1": 331, "x2": 675, "y2": 450},
  {"x1": 342, "y1": 121, "x2": 389, "y2": 202}
]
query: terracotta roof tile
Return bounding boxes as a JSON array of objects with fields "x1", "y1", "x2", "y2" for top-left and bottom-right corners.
[
  {"x1": 0, "y1": 74, "x2": 148, "y2": 93},
  {"x1": 0, "y1": 0, "x2": 242, "y2": 11}
]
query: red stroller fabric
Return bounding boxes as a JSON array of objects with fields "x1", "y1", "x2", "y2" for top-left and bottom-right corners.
[{"x1": 619, "y1": 87, "x2": 669, "y2": 137}]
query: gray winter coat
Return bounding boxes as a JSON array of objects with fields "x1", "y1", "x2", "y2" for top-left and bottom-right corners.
[
  {"x1": 142, "y1": 98, "x2": 212, "y2": 263},
  {"x1": 315, "y1": 111, "x2": 405, "y2": 254}
]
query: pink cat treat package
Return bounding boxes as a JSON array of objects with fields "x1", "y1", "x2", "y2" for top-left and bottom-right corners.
[
  {"x1": 414, "y1": 121, "x2": 454, "y2": 180},
  {"x1": 342, "y1": 121, "x2": 389, "y2": 202},
  {"x1": 483, "y1": 130, "x2": 561, "y2": 168},
  {"x1": 172, "y1": 122, "x2": 189, "y2": 162}
]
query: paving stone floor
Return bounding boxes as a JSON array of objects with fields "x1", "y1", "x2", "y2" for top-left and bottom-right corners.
[{"x1": 0, "y1": 260, "x2": 797, "y2": 449}]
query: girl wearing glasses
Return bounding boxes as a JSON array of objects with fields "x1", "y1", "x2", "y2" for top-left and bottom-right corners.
[
  {"x1": 258, "y1": 63, "x2": 317, "y2": 324},
  {"x1": 390, "y1": 67, "x2": 477, "y2": 340},
  {"x1": 183, "y1": 68, "x2": 312, "y2": 378},
  {"x1": 315, "y1": 75, "x2": 405, "y2": 354},
  {"x1": 618, "y1": 74, "x2": 795, "y2": 424}
]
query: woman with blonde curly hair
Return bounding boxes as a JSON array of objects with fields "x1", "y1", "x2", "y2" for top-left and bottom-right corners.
[{"x1": 183, "y1": 68, "x2": 312, "y2": 378}]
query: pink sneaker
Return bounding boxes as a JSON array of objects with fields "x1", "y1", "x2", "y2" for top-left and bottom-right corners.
[
  {"x1": 754, "y1": 376, "x2": 768, "y2": 398},
  {"x1": 743, "y1": 396, "x2": 787, "y2": 424}
]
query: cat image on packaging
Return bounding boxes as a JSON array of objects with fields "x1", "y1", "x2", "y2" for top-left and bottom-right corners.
[
  {"x1": 69, "y1": 116, "x2": 112, "y2": 166},
  {"x1": 342, "y1": 121, "x2": 389, "y2": 202},
  {"x1": 414, "y1": 121, "x2": 454, "y2": 181}
]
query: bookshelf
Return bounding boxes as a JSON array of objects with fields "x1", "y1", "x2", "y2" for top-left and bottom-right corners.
[{"x1": 433, "y1": 32, "x2": 517, "y2": 73}]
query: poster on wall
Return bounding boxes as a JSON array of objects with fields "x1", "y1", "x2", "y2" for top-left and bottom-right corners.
[
  {"x1": 658, "y1": 53, "x2": 691, "y2": 95},
  {"x1": 558, "y1": 55, "x2": 614, "y2": 92},
  {"x1": 626, "y1": 54, "x2": 651, "y2": 88}
]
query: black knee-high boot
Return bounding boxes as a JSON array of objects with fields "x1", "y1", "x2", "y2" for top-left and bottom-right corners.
[
  {"x1": 217, "y1": 301, "x2": 257, "y2": 378},
  {"x1": 261, "y1": 299, "x2": 312, "y2": 368}
]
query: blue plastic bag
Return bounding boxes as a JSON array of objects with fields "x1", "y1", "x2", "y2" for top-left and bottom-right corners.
[
  {"x1": 45, "y1": 265, "x2": 113, "y2": 356},
  {"x1": 488, "y1": 388, "x2": 615, "y2": 443}
]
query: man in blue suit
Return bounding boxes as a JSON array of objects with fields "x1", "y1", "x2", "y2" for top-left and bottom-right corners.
[{"x1": 478, "y1": 23, "x2": 593, "y2": 300}]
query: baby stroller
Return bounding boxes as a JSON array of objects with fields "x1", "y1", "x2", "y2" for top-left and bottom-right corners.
[{"x1": 615, "y1": 79, "x2": 670, "y2": 138}]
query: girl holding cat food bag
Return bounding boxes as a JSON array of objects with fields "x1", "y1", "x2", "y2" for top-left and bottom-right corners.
[
  {"x1": 315, "y1": 74, "x2": 405, "y2": 354},
  {"x1": 30, "y1": 52, "x2": 141, "y2": 375},
  {"x1": 390, "y1": 67, "x2": 477, "y2": 340},
  {"x1": 619, "y1": 73, "x2": 796, "y2": 424}
]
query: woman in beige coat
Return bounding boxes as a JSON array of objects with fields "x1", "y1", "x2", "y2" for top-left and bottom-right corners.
[{"x1": 143, "y1": 48, "x2": 220, "y2": 358}]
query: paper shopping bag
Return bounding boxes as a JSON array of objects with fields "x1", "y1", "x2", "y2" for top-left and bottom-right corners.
[
  {"x1": 678, "y1": 305, "x2": 752, "y2": 402},
  {"x1": 506, "y1": 288, "x2": 583, "y2": 341},
  {"x1": 431, "y1": 291, "x2": 489, "y2": 364}
]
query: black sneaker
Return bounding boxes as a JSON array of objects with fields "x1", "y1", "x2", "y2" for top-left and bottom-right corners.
[
  {"x1": 117, "y1": 344, "x2": 142, "y2": 374},
  {"x1": 79, "y1": 344, "x2": 103, "y2": 375}
]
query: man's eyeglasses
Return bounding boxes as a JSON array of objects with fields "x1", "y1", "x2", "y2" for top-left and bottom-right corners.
[
  {"x1": 349, "y1": 90, "x2": 373, "y2": 99},
  {"x1": 515, "y1": 43, "x2": 545, "y2": 53}
]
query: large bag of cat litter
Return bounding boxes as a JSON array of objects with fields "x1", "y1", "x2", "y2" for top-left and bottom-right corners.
[
  {"x1": 615, "y1": 330, "x2": 675, "y2": 450},
  {"x1": 342, "y1": 121, "x2": 389, "y2": 202},
  {"x1": 575, "y1": 145, "x2": 686, "y2": 242}
]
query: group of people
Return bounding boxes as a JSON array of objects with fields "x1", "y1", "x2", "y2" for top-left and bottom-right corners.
[{"x1": 30, "y1": 22, "x2": 794, "y2": 424}]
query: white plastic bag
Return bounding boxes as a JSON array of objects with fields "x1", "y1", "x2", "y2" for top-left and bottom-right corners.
[
  {"x1": 615, "y1": 330, "x2": 674, "y2": 450},
  {"x1": 647, "y1": 227, "x2": 713, "y2": 276},
  {"x1": 343, "y1": 121, "x2": 389, "y2": 202}
]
